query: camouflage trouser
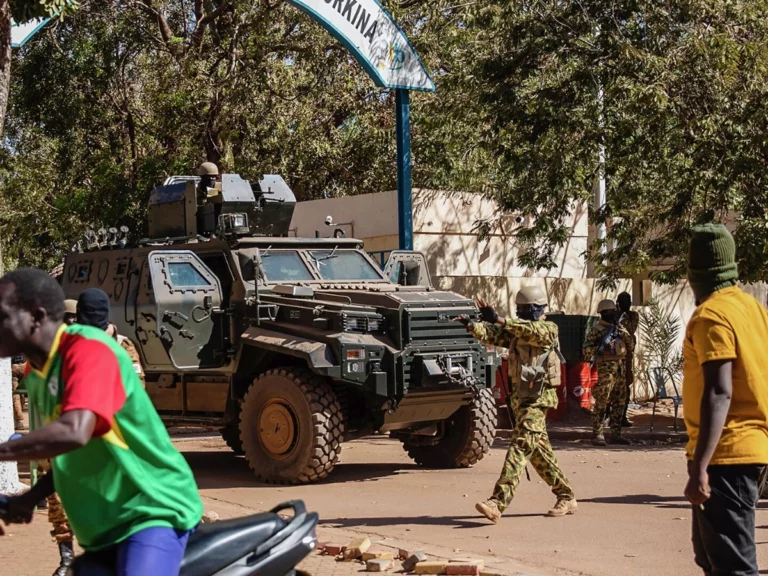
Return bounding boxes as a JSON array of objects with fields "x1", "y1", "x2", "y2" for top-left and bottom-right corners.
[
  {"x1": 11, "y1": 379, "x2": 23, "y2": 426},
  {"x1": 622, "y1": 354, "x2": 635, "y2": 420},
  {"x1": 36, "y1": 460, "x2": 73, "y2": 544},
  {"x1": 592, "y1": 361, "x2": 626, "y2": 437},
  {"x1": 491, "y1": 408, "x2": 575, "y2": 512}
]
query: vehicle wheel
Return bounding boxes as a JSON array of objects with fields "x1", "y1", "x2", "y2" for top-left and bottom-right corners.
[
  {"x1": 239, "y1": 368, "x2": 343, "y2": 484},
  {"x1": 402, "y1": 388, "x2": 496, "y2": 468},
  {"x1": 221, "y1": 424, "x2": 244, "y2": 455}
]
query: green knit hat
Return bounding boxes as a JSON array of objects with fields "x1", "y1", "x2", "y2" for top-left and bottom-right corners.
[{"x1": 687, "y1": 223, "x2": 738, "y2": 300}]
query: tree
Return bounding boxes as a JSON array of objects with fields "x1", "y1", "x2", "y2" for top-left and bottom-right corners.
[
  {"x1": 0, "y1": 0, "x2": 75, "y2": 493},
  {"x1": 439, "y1": 1, "x2": 768, "y2": 287},
  {"x1": 4, "y1": 0, "x2": 768, "y2": 286}
]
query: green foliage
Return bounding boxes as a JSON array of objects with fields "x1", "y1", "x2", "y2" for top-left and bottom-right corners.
[
  {"x1": 454, "y1": 1, "x2": 768, "y2": 286},
  {"x1": 638, "y1": 298, "x2": 683, "y2": 377},
  {"x1": 11, "y1": 0, "x2": 77, "y2": 28},
  {"x1": 2, "y1": 0, "x2": 768, "y2": 280}
]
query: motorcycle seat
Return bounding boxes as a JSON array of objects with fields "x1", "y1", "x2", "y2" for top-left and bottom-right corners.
[{"x1": 180, "y1": 512, "x2": 287, "y2": 576}]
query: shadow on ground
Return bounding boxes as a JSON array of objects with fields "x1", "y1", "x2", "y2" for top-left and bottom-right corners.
[
  {"x1": 319, "y1": 513, "x2": 539, "y2": 531},
  {"x1": 580, "y1": 493, "x2": 689, "y2": 510},
  {"x1": 184, "y1": 450, "x2": 423, "y2": 490}
]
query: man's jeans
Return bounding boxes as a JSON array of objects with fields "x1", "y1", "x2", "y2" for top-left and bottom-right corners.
[{"x1": 691, "y1": 463, "x2": 763, "y2": 576}]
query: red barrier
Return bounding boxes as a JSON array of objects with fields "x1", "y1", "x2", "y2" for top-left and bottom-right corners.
[{"x1": 567, "y1": 362, "x2": 598, "y2": 409}]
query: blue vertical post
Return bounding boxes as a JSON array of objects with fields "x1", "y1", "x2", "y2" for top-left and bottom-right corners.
[{"x1": 396, "y1": 89, "x2": 413, "y2": 251}]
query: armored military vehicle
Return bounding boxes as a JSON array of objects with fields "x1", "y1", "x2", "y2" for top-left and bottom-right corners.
[{"x1": 60, "y1": 172, "x2": 497, "y2": 484}]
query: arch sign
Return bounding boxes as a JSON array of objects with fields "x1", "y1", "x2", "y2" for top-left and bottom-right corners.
[
  {"x1": 11, "y1": 18, "x2": 51, "y2": 48},
  {"x1": 287, "y1": 0, "x2": 435, "y2": 92},
  {"x1": 288, "y1": 0, "x2": 436, "y2": 249}
]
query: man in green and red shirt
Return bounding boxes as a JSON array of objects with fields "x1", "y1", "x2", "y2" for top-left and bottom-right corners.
[{"x1": 0, "y1": 268, "x2": 202, "y2": 575}]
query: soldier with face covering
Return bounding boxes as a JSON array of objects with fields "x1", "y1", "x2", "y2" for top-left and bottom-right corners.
[
  {"x1": 455, "y1": 287, "x2": 577, "y2": 522},
  {"x1": 76, "y1": 289, "x2": 144, "y2": 388},
  {"x1": 616, "y1": 292, "x2": 639, "y2": 427},
  {"x1": 583, "y1": 300, "x2": 635, "y2": 446}
]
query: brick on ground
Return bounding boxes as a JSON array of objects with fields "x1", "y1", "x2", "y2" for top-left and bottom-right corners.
[
  {"x1": 324, "y1": 544, "x2": 347, "y2": 556},
  {"x1": 402, "y1": 552, "x2": 428, "y2": 572},
  {"x1": 362, "y1": 548, "x2": 395, "y2": 561},
  {"x1": 342, "y1": 536, "x2": 372, "y2": 561},
  {"x1": 414, "y1": 560, "x2": 450, "y2": 575},
  {"x1": 366, "y1": 558, "x2": 394, "y2": 572},
  {"x1": 446, "y1": 560, "x2": 485, "y2": 576},
  {"x1": 399, "y1": 548, "x2": 412, "y2": 560}
]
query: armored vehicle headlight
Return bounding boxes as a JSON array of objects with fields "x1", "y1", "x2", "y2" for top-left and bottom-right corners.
[
  {"x1": 345, "y1": 317, "x2": 361, "y2": 331},
  {"x1": 346, "y1": 349, "x2": 365, "y2": 360},
  {"x1": 367, "y1": 319, "x2": 380, "y2": 331},
  {"x1": 233, "y1": 213, "x2": 247, "y2": 228},
  {"x1": 348, "y1": 362, "x2": 363, "y2": 373}
]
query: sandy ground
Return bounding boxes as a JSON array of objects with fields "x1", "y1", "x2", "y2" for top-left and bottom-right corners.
[
  {"x1": 186, "y1": 435, "x2": 768, "y2": 576},
  {"x1": 2, "y1": 433, "x2": 767, "y2": 575}
]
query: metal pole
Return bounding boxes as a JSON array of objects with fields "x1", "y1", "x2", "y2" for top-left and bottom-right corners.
[
  {"x1": 595, "y1": 84, "x2": 606, "y2": 260},
  {"x1": 396, "y1": 89, "x2": 413, "y2": 251}
]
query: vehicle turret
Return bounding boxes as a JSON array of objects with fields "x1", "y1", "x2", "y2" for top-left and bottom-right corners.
[{"x1": 147, "y1": 173, "x2": 296, "y2": 240}]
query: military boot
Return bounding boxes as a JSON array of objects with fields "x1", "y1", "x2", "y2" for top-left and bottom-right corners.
[
  {"x1": 547, "y1": 498, "x2": 578, "y2": 517},
  {"x1": 53, "y1": 540, "x2": 74, "y2": 576},
  {"x1": 475, "y1": 499, "x2": 502, "y2": 523},
  {"x1": 591, "y1": 434, "x2": 606, "y2": 447},
  {"x1": 608, "y1": 434, "x2": 631, "y2": 446}
]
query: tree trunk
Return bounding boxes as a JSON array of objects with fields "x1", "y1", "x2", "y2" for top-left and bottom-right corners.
[
  {"x1": 0, "y1": 6, "x2": 24, "y2": 493},
  {"x1": 0, "y1": 0, "x2": 10, "y2": 130}
]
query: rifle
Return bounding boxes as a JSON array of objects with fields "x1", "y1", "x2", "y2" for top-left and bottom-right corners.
[{"x1": 588, "y1": 312, "x2": 626, "y2": 369}]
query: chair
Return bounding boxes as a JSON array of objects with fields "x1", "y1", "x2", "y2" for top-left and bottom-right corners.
[{"x1": 646, "y1": 366, "x2": 683, "y2": 432}]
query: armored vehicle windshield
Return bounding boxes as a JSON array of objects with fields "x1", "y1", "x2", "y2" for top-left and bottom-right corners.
[{"x1": 245, "y1": 248, "x2": 388, "y2": 284}]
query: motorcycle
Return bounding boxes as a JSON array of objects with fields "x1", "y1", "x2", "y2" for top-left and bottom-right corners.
[
  {"x1": 0, "y1": 495, "x2": 319, "y2": 576},
  {"x1": 0, "y1": 433, "x2": 320, "y2": 575}
]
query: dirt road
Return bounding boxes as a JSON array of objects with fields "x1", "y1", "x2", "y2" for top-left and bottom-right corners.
[
  {"x1": 187, "y1": 435, "x2": 768, "y2": 576},
  {"x1": 3, "y1": 435, "x2": 767, "y2": 575}
]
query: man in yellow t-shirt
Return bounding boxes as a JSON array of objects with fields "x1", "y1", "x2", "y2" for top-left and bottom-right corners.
[{"x1": 683, "y1": 224, "x2": 768, "y2": 576}]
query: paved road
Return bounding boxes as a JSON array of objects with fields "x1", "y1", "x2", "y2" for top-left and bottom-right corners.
[{"x1": 187, "y1": 435, "x2": 768, "y2": 576}]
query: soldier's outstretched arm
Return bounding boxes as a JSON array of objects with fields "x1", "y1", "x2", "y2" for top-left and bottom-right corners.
[
  {"x1": 498, "y1": 318, "x2": 557, "y2": 348},
  {"x1": 468, "y1": 321, "x2": 514, "y2": 349}
]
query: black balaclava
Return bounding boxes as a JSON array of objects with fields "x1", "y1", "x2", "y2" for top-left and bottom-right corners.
[
  {"x1": 600, "y1": 310, "x2": 616, "y2": 323},
  {"x1": 517, "y1": 304, "x2": 545, "y2": 321},
  {"x1": 77, "y1": 288, "x2": 111, "y2": 330},
  {"x1": 617, "y1": 292, "x2": 631, "y2": 313}
]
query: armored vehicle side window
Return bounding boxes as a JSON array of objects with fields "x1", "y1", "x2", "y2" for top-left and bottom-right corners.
[
  {"x1": 309, "y1": 250, "x2": 384, "y2": 281},
  {"x1": 168, "y1": 262, "x2": 210, "y2": 287},
  {"x1": 262, "y1": 251, "x2": 314, "y2": 282}
]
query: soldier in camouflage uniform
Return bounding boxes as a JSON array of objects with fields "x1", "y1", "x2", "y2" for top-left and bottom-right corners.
[
  {"x1": 456, "y1": 287, "x2": 577, "y2": 523},
  {"x1": 583, "y1": 299, "x2": 635, "y2": 446},
  {"x1": 617, "y1": 292, "x2": 639, "y2": 427},
  {"x1": 11, "y1": 356, "x2": 26, "y2": 430}
]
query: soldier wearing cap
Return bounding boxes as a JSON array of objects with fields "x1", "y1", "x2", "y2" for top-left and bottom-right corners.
[
  {"x1": 196, "y1": 162, "x2": 220, "y2": 205},
  {"x1": 455, "y1": 286, "x2": 577, "y2": 522},
  {"x1": 63, "y1": 299, "x2": 77, "y2": 326},
  {"x1": 583, "y1": 299, "x2": 635, "y2": 446}
]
